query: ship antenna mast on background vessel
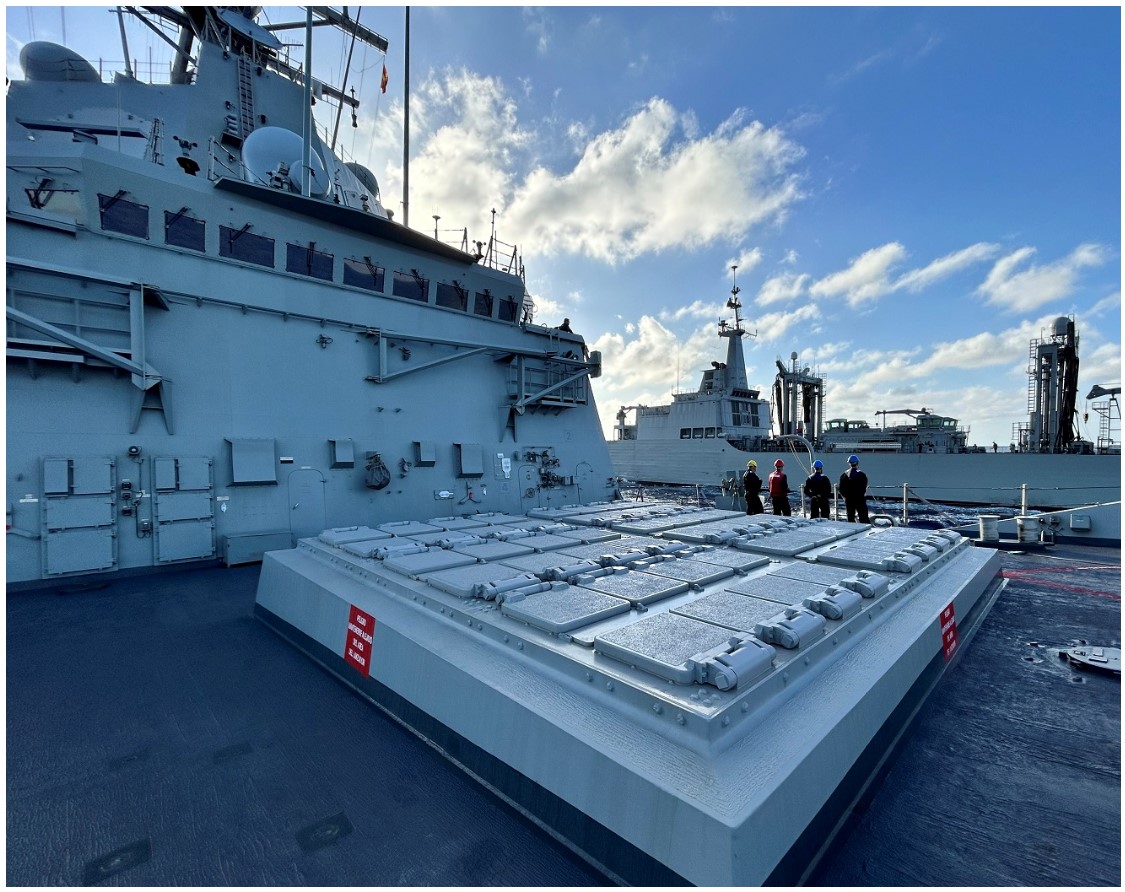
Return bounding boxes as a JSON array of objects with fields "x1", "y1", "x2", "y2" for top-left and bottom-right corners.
[{"x1": 717, "y1": 265, "x2": 755, "y2": 391}]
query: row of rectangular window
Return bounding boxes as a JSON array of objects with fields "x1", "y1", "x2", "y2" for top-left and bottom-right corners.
[
  {"x1": 679, "y1": 428, "x2": 724, "y2": 439},
  {"x1": 98, "y1": 193, "x2": 518, "y2": 321}
]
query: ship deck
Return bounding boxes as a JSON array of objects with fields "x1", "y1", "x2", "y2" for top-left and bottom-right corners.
[{"x1": 7, "y1": 541, "x2": 1120, "y2": 886}]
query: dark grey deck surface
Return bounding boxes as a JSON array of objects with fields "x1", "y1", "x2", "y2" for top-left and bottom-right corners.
[{"x1": 7, "y1": 543, "x2": 1120, "y2": 886}]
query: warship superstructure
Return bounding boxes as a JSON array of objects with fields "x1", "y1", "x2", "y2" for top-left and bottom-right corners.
[
  {"x1": 8, "y1": 7, "x2": 1014, "y2": 886},
  {"x1": 6, "y1": 7, "x2": 611, "y2": 586}
]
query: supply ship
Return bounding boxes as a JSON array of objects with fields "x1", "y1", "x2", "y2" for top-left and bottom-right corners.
[
  {"x1": 6, "y1": 7, "x2": 1109, "y2": 887},
  {"x1": 609, "y1": 277, "x2": 1120, "y2": 509}
]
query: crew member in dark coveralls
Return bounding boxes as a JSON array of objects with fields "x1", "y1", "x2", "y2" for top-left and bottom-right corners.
[
  {"x1": 742, "y1": 459, "x2": 764, "y2": 515},
  {"x1": 767, "y1": 459, "x2": 791, "y2": 516},
  {"x1": 803, "y1": 460, "x2": 831, "y2": 518},
  {"x1": 839, "y1": 454, "x2": 869, "y2": 523}
]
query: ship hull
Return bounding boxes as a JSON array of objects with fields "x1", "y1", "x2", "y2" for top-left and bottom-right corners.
[{"x1": 609, "y1": 439, "x2": 1121, "y2": 509}]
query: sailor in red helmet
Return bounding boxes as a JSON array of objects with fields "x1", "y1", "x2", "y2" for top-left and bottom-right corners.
[{"x1": 767, "y1": 458, "x2": 791, "y2": 516}]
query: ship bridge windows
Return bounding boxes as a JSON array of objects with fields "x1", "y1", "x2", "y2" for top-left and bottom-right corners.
[
  {"x1": 98, "y1": 192, "x2": 149, "y2": 239},
  {"x1": 473, "y1": 289, "x2": 494, "y2": 318},
  {"x1": 343, "y1": 257, "x2": 385, "y2": 292},
  {"x1": 392, "y1": 269, "x2": 429, "y2": 303},
  {"x1": 220, "y1": 224, "x2": 275, "y2": 267},
  {"x1": 286, "y1": 242, "x2": 334, "y2": 281},
  {"x1": 436, "y1": 280, "x2": 469, "y2": 312},
  {"x1": 164, "y1": 209, "x2": 205, "y2": 252},
  {"x1": 498, "y1": 295, "x2": 519, "y2": 323},
  {"x1": 731, "y1": 400, "x2": 760, "y2": 427}
]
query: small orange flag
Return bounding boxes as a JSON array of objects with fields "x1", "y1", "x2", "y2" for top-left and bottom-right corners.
[{"x1": 380, "y1": 64, "x2": 389, "y2": 94}]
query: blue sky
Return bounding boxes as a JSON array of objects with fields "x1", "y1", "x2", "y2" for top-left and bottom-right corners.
[{"x1": 7, "y1": 5, "x2": 1121, "y2": 449}]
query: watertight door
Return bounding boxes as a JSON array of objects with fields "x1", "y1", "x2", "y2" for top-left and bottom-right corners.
[{"x1": 288, "y1": 468, "x2": 326, "y2": 541}]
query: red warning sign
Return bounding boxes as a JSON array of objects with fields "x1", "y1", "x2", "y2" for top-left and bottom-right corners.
[
  {"x1": 939, "y1": 602, "x2": 958, "y2": 661},
  {"x1": 344, "y1": 605, "x2": 376, "y2": 676}
]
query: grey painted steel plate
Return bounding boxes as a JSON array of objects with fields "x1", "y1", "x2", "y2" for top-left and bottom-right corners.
[
  {"x1": 610, "y1": 516, "x2": 708, "y2": 534},
  {"x1": 594, "y1": 612, "x2": 736, "y2": 683},
  {"x1": 724, "y1": 574, "x2": 827, "y2": 605},
  {"x1": 318, "y1": 526, "x2": 391, "y2": 546},
  {"x1": 495, "y1": 553, "x2": 598, "y2": 577},
  {"x1": 501, "y1": 586, "x2": 631, "y2": 634},
  {"x1": 428, "y1": 517, "x2": 491, "y2": 532},
  {"x1": 377, "y1": 520, "x2": 444, "y2": 536},
  {"x1": 339, "y1": 538, "x2": 395, "y2": 557},
  {"x1": 688, "y1": 548, "x2": 772, "y2": 574},
  {"x1": 557, "y1": 542, "x2": 642, "y2": 563},
  {"x1": 420, "y1": 563, "x2": 535, "y2": 599},
  {"x1": 660, "y1": 518, "x2": 772, "y2": 544},
  {"x1": 734, "y1": 530, "x2": 839, "y2": 557},
  {"x1": 514, "y1": 532, "x2": 579, "y2": 552},
  {"x1": 673, "y1": 590, "x2": 790, "y2": 633},
  {"x1": 382, "y1": 549, "x2": 478, "y2": 576},
  {"x1": 552, "y1": 527, "x2": 621, "y2": 543},
  {"x1": 633, "y1": 557, "x2": 735, "y2": 587},
  {"x1": 578, "y1": 569, "x2": 689, "y2": 605},
  {"x1": 452, "y1": 541, "x2": 535, "y2": 561},
  {"x1": 769, "y1": 561, "x2": 856, "y2": 587}
]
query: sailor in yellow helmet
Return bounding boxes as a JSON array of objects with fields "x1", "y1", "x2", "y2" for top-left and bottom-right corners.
[{"x1": 742, "y1": 459, "x2": 764, "y2": 515}]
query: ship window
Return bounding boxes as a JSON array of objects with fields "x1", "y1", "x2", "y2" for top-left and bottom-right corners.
[
  {"x1": 473, "y1": 290, "x2": 493, "y2": 317},
  {"x1": 286, "y1": 242, "x2": 333, "y2": 280},
  {"x1": 498, "y1": 296, "x2": 519, "y2": 323},
  {"x1": 392, "y1": 269, "x2": 429, "y2": 302},
  {"x1": 680, "y1": 428, "x2": 691, "y2": 439},
  {"x1": 692, "y1": 428, "x2": 704, "y2": 439},
  {"x1": 344, "y1": 257, "x2": 385, "y2": 292},
  {"x1": 164, "y1": 210, "x2": 205, "y2": 252},
  {"x1": 220, "y1": 225, "x2": 274, "y2": 267},
  {"x1": 705, "y1": 428, "x2": 716, "y2": 438},
  {"x1": 98, "y1": 193, "x2": 148, "y2": 239},
  {"x1": 436, "y1": 281, "x2": 468, "y2": 311}
]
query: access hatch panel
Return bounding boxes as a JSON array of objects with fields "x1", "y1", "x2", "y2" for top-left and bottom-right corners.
[
  {"x1": 501, "y1": 586, "x2": 631, "y2": 634},
  {"x1": 594, "y1": 612, "x2": 737, "y2": 684},
  {"x1": 673, "y1": 590, "x2": 790, "y2": 634},
  {"x1": 578, "y1": 569, "x2": 689, "y2": 606},
  {"x1": 724, "y1": 575, "x2": 827, "y2": 606}
]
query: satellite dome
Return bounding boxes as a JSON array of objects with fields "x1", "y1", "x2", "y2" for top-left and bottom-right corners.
[
  {"x1": 344, "y1": 162, "x2": 381, "y2": 201},
  {"x1": 19, "y1": 41, "x2": 100, "y2": 82},
  {"x1": 242, "y1": 126, "x2": 331, "y2": 198}
]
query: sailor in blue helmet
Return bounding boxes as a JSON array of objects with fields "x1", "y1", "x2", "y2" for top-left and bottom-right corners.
[
  {"x1": 803, "y1": 459, "x2": 831, "y2": 519},
  {"x1": 838, "y1": 454, "x2": 870, "y2": 523}
]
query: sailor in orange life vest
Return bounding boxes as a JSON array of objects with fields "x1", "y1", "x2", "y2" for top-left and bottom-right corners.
[
  {"x1": 838, "y1": 454, "x2": 870, "y2": 523},
  {"x1": 767, "y1": 459, "x2": 791, "y2": 516},
  {"x1": 803, "y1": 459, "x2": 832, "y2": 518}
]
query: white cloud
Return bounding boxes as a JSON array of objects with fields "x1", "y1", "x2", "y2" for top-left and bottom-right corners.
[
  {"x1": 893, "y1": 242, "x2": 1001, "y2": 292},
  {"x1": 756, "y1": 271, "x2": 811, "y2": 306},
  {"x1": 810, "y1": 242, "x2": 906, "y2": 306},
  {"x1": 507, "y1": 99, "x2": 806, "y2": 263},
  {"x1": 728, "y1": 247, "x2": 763, "y2": 276},
  {"x1": 658, "y1": 300, "x2": 724, "y2": 323},
  {"x1": 977, "y1": 244, "x2": 1109, "y2": 312},
  {"x1": 1085, "y1": 291, "x2": 1120, "y2": 319},
  {"x1": 753, "y1": 303, "x2": 820, "y2": 344},
  {"x1": 364, "y1": 72, "x2": 806, "y2": 265}
]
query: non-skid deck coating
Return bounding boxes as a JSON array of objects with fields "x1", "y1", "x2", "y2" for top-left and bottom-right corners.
[{"x1": 6, "y1": 544, "x2": 1120, "y2": 886}]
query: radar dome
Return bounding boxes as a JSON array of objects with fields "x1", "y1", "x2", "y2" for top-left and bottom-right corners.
[
  {"x1": 242, "y1": 127, "x2": 331, "y2": 198},
  {"x1": 20, "y1": 42, "x2": 100, "y2": 82},
  {"x1": 344, "y1": 162, "x2": 381, "y2": 201},
  {"x1": 1052, "y1": 316, "x2": 1070, "y2": 337}
]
